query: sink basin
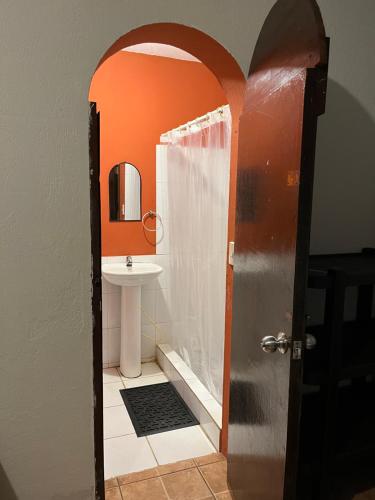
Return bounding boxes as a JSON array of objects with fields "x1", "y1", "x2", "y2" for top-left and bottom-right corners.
[
  {"x1": 102, "y1": 261, "x2": 163, "y2": 378},
  {"x1": 102, "y1": 262, "x2": 162, "y2": 287}
]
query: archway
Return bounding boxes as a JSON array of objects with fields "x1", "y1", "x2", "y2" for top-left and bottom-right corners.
[{"x1": 89, "y1": 22, "x2": 246, "y2": 499}]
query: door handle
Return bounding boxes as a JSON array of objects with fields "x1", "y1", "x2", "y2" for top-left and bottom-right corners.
[{"x1": 261, "y1": 332, "x2": 290, "y2": 354}]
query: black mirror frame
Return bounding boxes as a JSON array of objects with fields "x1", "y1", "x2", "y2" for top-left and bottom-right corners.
[{"x1": 108, "y1": 162, "x2": 142, "y2": 222}]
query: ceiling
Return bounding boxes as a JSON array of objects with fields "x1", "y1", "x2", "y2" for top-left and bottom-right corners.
[{"x1": 122, "y1": 43, "x2": 201, "y2": 63}]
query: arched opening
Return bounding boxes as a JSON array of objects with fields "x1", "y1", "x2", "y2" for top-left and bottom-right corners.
[{"x1": 88, "y1": 22, "x2": 245, "y2": 498}]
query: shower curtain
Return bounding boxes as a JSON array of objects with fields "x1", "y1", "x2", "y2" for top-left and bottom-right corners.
[{"x1": 161, "y1": 106, "x2": 231, "y2": 403}]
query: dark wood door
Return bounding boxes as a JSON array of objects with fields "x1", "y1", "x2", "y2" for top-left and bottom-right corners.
[{"x1": 228, "y1": 1, "x2": 328, "y2": 499}]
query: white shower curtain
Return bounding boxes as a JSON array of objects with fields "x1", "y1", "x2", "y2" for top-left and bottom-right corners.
[{"x1": 161, "y1": 106, "x2": 231, "y2": 403}]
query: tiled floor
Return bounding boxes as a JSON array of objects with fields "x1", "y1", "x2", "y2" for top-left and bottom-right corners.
[
  {"x1": 105, "y1": 452, "x2": 233, "y2": 500},
  {"x1": 103, "y1": 363, "x2": 216, "y2": 480}
]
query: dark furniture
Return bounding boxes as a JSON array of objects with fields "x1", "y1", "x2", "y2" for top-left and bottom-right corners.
[{"x1": 298, "y1": 249, "x2": 375, "y2": 500}]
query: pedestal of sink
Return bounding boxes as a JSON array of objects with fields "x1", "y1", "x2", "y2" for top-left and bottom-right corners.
[
  {"x1": 102, "y1": 262, "x2": 162, "y2": 379},
  {"x1": 120, "y1": 285, "x2": 141, "y2": 378}
]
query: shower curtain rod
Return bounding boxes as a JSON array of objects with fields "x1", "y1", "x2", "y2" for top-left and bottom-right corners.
[{"x1": 160, "y1": 105, "x2": 228, "y2": 141}]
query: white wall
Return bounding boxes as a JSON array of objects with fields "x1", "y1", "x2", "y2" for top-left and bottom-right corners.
[{"x1": 1, "y1": 1, "x2": 375, "y2": 499}]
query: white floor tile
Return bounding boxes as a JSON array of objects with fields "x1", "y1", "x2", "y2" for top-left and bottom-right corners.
[
  {"x1": 103, "y1": 405, "x2": 135, "y2": 439},
  {"x1": 120, "y1": 361, "x2": 163, "y2": 383},
  {"x1": 141, "y1": 361, "x2": 163, "y2": 377},
  {"x1": 123, "y1": 373, "x2": 168, "y2": 389},
  {"x1": 103, "y1": 382, "x2": 124, "y2": 408},
  {"x1": 104, "y1": 434, "x2": 157, "y2": 479},
  {"x1": 147, "y1": 425, "x2": 215, "y2": 465},
  {"x1": 102, "y1": 368, "x2": 121, "y2": 384}
]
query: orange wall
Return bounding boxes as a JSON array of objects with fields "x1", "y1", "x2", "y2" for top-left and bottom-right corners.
[{"x1": 89, "y1": 51, "x2": 227, "y2": 256}]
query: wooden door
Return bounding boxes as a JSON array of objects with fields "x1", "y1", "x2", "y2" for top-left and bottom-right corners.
[{"x1": 228, "y1": 1, "x2": 328, "y2": 499}]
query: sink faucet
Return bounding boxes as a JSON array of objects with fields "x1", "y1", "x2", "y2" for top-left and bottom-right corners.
[{"x1": 126, "y1": 256, "x2": 133, "y2": 267}]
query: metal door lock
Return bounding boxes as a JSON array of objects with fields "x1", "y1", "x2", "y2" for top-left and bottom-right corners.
[
  {"x1": 305, "y1": 333, "x2": 317, "y2": 350},
  {"x1": 261, "y1": 332, "x2": 290, "y2": 354}
]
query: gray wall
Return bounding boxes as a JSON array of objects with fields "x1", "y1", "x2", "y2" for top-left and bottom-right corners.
[
  {"x1": 311, "y1": 0, "x2": 375, "y2": 253},
  {"x1": 0, "y1": 1, "x2": 374, "y2": 499},
  {"x1": 0, "y1": 2, "x2": 272, "y2": 499}
]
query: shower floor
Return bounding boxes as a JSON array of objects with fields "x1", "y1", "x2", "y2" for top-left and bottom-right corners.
[{"x1": 103, "y1": 362, "x2": 215, "y2": 480}]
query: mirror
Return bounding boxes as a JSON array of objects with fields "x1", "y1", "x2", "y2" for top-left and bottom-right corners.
[{"x1": 109, "y1": 162, "x2": 141, "y2": 221}]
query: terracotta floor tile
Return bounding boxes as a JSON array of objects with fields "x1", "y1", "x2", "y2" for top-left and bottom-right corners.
[
  {"x1": 105, "y1": 487, "x2": 122, "y2": 500},
  {"x1": 105, "y1": 478, "x2": 118, "y2": 490},
  {"x1": 162, "y1": 468, "x2": 213, "y2": 499},
  {"x1": 199, "y1": 460, "x2": 228, "y2": 494},
  {"x1": 215, "y1": 492, "x2": 234, "y2": 500},
  {"x1": 117, "y1": 466, "x2": 159, "y2": 486},
  {"x1": 121, "y1": 477, "x2": 168, "y2": 500},
  {"x1": 194, "y1": 453, "x2": 225, "y2": 467},
  {"x1": 157, "y1": 459, "x2": 196, "y2": 476}
]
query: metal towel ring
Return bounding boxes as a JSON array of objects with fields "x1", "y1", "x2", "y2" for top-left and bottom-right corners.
[{"x1": 142, "y1": 210, "x2": 161, "y2": 232}]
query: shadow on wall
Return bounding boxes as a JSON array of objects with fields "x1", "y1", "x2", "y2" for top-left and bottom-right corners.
[
  {"x1": 0, "y1": 464, "x2": 18, "y2": 500},
  {"x1": 310, "y1": 79, "x2": 375, "y2": 254}
]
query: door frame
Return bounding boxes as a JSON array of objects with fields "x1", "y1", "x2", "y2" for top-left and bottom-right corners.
[
  {"x1": 88, "y1": 7, "x2": 328, "y2": 499},
  {"x1": 284, "y1": 60, "x2": 329, "y2": 496},
  {"x1": 89, "y1": 102, "x2": 105, "y2": 499},
  {"x1": 89, "y1": 24, "x2": 245, "y2": 499},
  {"x1": 91, "y1": 28, "x2": 245, "y2": 458}
]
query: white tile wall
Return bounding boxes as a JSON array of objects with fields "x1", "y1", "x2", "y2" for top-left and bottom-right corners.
[{"x1": 102, "y1": 254, "x2": 172, "y2": 367}]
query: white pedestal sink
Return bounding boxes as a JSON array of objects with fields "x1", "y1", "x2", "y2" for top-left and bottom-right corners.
[{"x1": 102, "y1": 262, "x2": 162, "y2": 378}]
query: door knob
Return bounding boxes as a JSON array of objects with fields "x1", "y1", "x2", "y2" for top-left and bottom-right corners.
[{"x1": 261, "y1": 332, "x2": 290, "y2": 354}]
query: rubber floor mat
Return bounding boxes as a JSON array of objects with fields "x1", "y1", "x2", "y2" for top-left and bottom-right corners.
[{"x1": 120, "y1": 382, "x2": 199, "y2": 437}]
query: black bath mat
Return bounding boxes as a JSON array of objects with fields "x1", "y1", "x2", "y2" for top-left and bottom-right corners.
[{"x1": 120, "y1": 382, "x2": 199, "y2": 437}]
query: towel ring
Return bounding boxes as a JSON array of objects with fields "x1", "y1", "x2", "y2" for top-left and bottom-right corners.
[{"x1": 142, "y1": 210, "x2": 161, "y2": 232}]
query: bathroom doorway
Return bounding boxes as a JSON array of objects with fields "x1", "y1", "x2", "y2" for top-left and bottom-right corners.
[
  {"x1": 88, "y1": 2, "x2": 329, "y2": 498},
  {"x1": 89, "y1": 24, "x2": 245, "y2": 499}
]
